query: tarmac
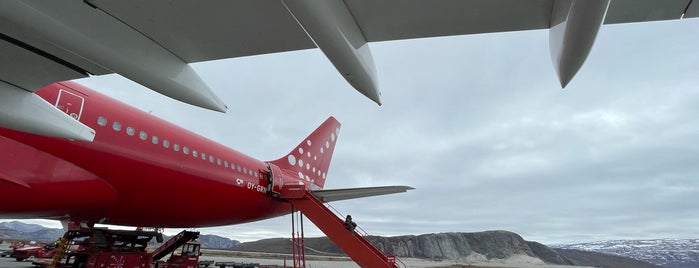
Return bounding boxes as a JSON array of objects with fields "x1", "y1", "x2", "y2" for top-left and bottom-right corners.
[
  {"x1": 0, "y1": 244, "x2": 594, "y2": 268},
  {"x1": 0, "y1": 254, "x2": 595, "y2": 268},
  {"x1": 1, "y1": 256, "x2": 36, "y2": 268}
]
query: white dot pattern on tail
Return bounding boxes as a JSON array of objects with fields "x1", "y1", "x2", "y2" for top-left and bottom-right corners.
[{"x1": 281, "y1": 122, "x2": 341, "y2": 189}]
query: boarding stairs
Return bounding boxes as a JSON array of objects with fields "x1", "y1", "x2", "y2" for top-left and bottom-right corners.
[
  {"x1": 283, "y1": 189, "x2": 402, "y2": 268},
  {"x1": 151, "y1": 230, "x2": 199, "y2": 260}
]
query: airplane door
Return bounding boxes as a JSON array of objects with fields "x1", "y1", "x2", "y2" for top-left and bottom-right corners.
[
  {"x1": 54, "y1": 89, "x2": 85, "y2": 121},
  {"x1": 267, "y1": 163, "x2": 284, "y2": 195}
]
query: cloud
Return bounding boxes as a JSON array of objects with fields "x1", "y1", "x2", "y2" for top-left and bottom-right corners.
[{"x1": 7, "y1": 18, "x2": 698, "y2": 245}]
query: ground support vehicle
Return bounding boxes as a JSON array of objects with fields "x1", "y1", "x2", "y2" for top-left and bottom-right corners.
[
  {"x1": 12, "y1": 244, "x2": 57, "y2": 261},
  {"x1": 31, "y1": 227, "x2": 202, "y2": 268}
]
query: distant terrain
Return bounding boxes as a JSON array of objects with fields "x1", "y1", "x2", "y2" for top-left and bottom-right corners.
[
  {"x1": 555, "y1": 239, "x2": 699, "y2": 268},
  {"x1": 233, "y1": 231, "x2": 660, "y2": 268},
  {"x1": 0, "y1": 221, "x2": 63, "y2": 242},
  {"x1": 4, "y1": 221, "x2": 694, "y2": 268},
  {"x1": 0, "y1": 221, "x2": 240, "y2": 249}
]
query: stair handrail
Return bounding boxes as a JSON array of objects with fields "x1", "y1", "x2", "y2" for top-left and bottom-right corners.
[
  {"x1": 323, "y1": 197, "x2": 406, "y2": 268},
  {"x1": 299, "y1": 191, "x2": 400, "y2": 267},
  {"x1": 324, "y1": 202, "x2": 371, "y2": 237},
  {"x1": 320, "y1": 196, "x2": 402, "y2": 266}
]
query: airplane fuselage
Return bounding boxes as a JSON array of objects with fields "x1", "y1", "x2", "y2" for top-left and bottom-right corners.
[{"x1": 0, "y1": 81, "x2": 298, "y2": 227}]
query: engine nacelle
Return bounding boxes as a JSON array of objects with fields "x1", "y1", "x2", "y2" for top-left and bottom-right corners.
[{"x1": 549, "y1": 0, "x2": 611, "y2": 87}]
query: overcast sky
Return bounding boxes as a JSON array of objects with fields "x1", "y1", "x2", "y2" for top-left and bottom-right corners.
[{"x1": 6, "y1": 18, "x2": 699, "y2": 245}]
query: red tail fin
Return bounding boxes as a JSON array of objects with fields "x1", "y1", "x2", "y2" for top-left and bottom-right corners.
[{"x1": 269, "y1": 117, "x2": 341, "y2": 189}]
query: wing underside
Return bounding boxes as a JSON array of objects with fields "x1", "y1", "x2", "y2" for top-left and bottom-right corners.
[{"x1": 1, "y1": 0, "x2": 697, "y2": 139}]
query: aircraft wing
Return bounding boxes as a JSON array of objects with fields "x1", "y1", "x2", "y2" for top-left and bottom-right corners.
[
  {"x1": 312, "y1": 186, "x2": 414, "y2": 202},
  {"x1": 1, "y1": 0, "x2": 697, "y2": 140}
]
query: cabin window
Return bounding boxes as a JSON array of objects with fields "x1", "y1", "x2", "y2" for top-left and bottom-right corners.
[
  {"x1": 237, "y1": 166, "x2": 242, "y2": 172},
  {"x1": 255, "y1": 172, "x2": 259, "y2": 178},
  {"x1": 193, "y1": 150, "x2": 198, "y2": 157},
  {"x1": 183, "y1": 147, "x2": 189, "y2": 155},
  {"x1": 151, "y1": 136, "x2": 159, "y2": 144},
  {"x1": 243, "y1": 167, "x2": 248, "y2": 174},
  {"x1": 126, "y1": 127, "x2": 135, "y2": 136},
  {"x1": 112, "y1": 122, "x2": 122, "y2": 131},
  {"x1": 224, "y1": 161, "x2": 228, "y2": 168},
  {"x1": 201, "y1": 153, "x2": 206, "y2": 160},
  {"x1": 209, "y1": 155, "x2": 215, "y2": 163},
  {"x1": 230, "y1": 163, "x2": 235, "y2": 170},
  {"x1": 97, "y1": 116, "x2": 107, "y2": 126},
  {"x1": 163, "y1": 140, "x2": 170, "y2": 148},
  {"x1": 173, "y1": 144, "x2": 180, "y2": 152},
  {"x1": 139, "y1": 131, "x2": 147, "y2": 140}
]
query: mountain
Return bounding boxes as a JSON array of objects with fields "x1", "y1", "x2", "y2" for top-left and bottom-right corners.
[
  {"x1": 555, "y1": 249, "x2": 661, "y2": 268},
  {"x1": 0, "y1": 221, "x2": 240, "y2": 249},
  {"x1": 234, "y1": 231, "x2": 659, "y2": 268},
  {"x1": 0, "y1": 221, "x2": 63, "y2": 241},
  {"x1": 198, "y1": 234, "x2": 240, "y2": 249},
  {"x1": 0, "y1": 221, "x2": 49, "y2": 233},
  {"x1": 369, "y1": 231, "x2": 563, "y2": 262},
  {"x1": 555, "y1": 239, "x2": 699, "y2": 268}
]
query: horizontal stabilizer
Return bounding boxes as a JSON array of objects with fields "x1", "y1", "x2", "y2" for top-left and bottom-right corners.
[{"x1": 312, "y1": 185, "x2": 413, "y2": 202}]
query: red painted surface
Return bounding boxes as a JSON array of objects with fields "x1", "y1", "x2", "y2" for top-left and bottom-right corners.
[
  {"x1": 0, "y1": 81, "x2": 341, "y2": 228},
  {"x1": 12, "y1": 246, "x2": 57, "y2": 261},
  {"x1": 289, "y1": 192, "x2": 398, "y2": 268}
]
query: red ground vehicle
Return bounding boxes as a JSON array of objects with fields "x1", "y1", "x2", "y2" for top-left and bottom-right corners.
[
  {"x1": 10, "y1": 240, "x2": 47, "y2": 250},
  {"x1": 12, "y1": 243, "x2": 57, "y2": 261},
  {"x1": 33, "y1": 228, "x2": 203, "y2": 268}
]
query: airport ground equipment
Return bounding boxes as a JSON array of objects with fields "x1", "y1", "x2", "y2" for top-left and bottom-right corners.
[
  {"x1": 279, "y1": 185, "x2": 404, "y2": 268},
  {"x1": 11, "y1": 243, "x2": 57, "y2": 261},
  {"x1": 32, "y1": 227, "x2": 203, "y2": 268}
]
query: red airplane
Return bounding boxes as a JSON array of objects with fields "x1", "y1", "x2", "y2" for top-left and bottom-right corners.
[
  {"x1": 0, "y1": 2, "x2": 695, "y2": 266},
  {"x1": 0, "y1": 81, "x2": 411, "y2": 227}
]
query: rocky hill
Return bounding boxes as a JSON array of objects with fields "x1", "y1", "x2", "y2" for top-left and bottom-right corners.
[
  {"x1": 369, "y1": 231, "x2": 562, "y2": 262},
  {"x1": 197, "y1": 234, "x2": 240, "y2": 249},
  {"x1": 555, "y1": 239, "x2": 699, "y2": 268},
  {"x1": 234, "y1": 230, "x2": 659, "y2": 268}
]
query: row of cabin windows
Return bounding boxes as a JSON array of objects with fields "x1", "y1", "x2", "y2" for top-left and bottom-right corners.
[{"x1": 96, "y1": 116, "x2": 260, "y2": 178}]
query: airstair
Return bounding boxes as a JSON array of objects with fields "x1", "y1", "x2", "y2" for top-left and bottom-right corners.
[{"x1": 282, "y1": 189, "x2": 402, "y2": 268}]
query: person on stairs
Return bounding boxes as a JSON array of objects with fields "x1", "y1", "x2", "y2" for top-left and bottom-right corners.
[{"x1": 345, "y1": 215, "x2": 357, "y2": 234}]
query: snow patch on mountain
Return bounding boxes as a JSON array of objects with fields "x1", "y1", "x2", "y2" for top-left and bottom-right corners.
[{"x1": 554, "y1": 239, "x2": 699, "y2": 268}]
